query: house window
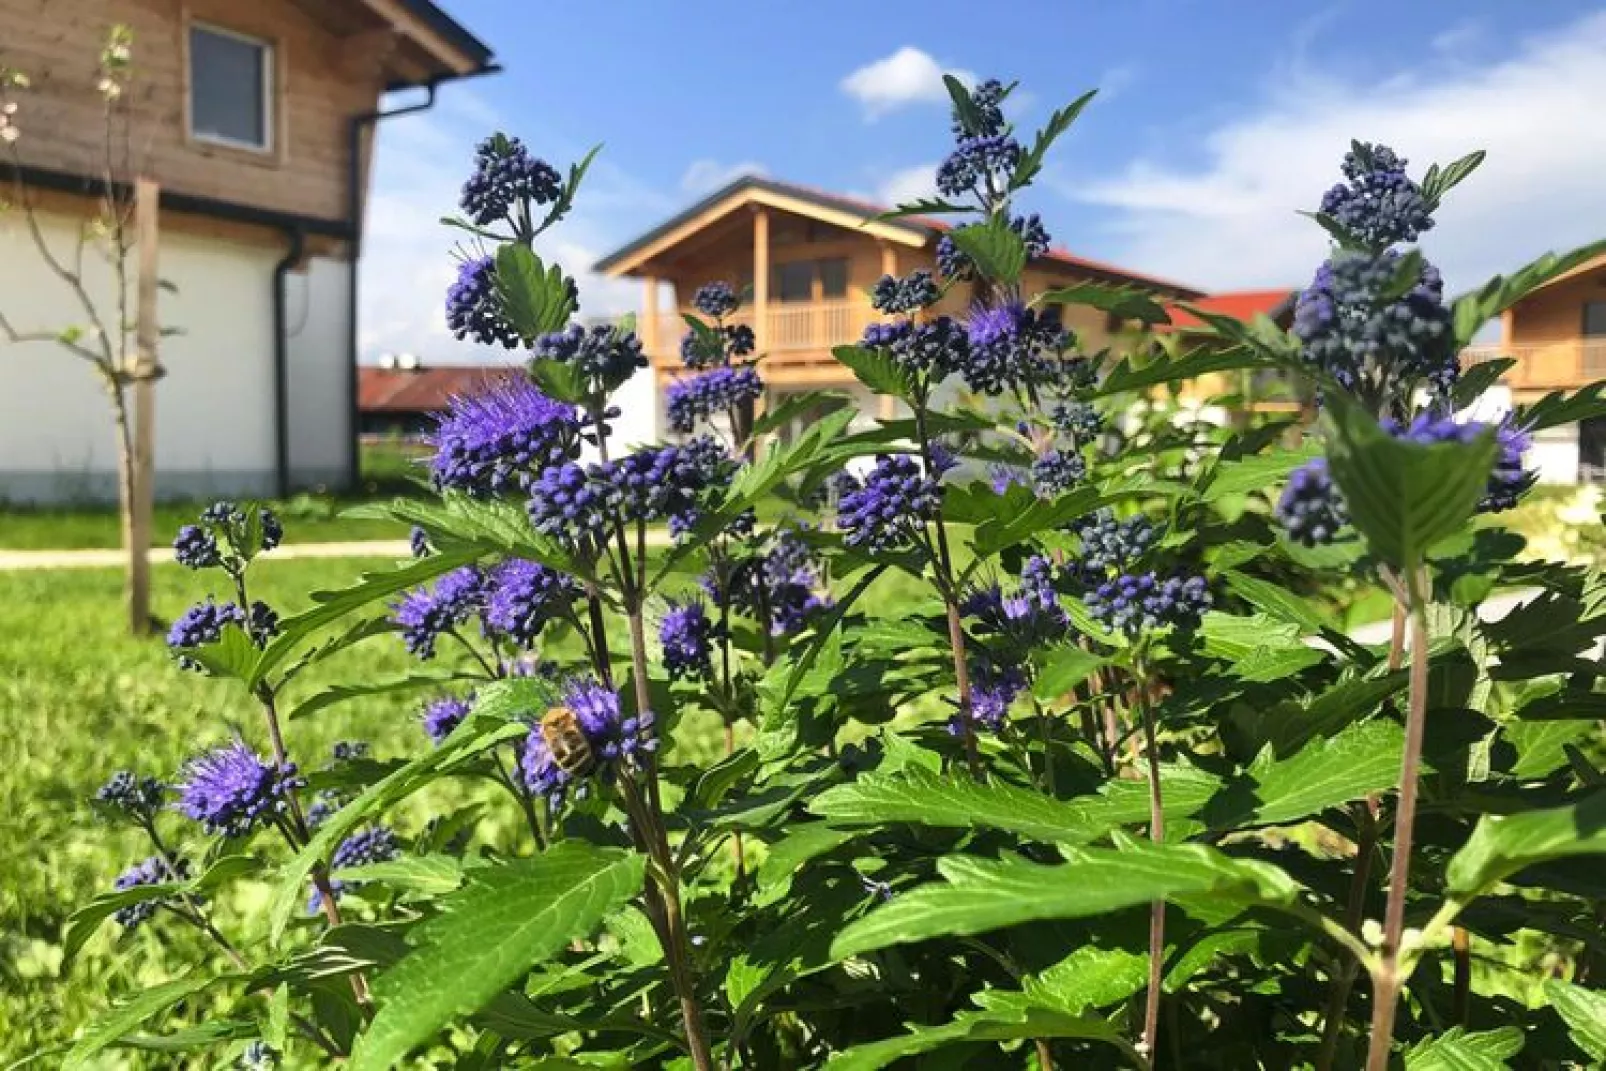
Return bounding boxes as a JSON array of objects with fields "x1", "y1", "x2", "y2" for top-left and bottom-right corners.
[
  {"x1": 1584, "y1": 300, "x2": 1606, "y2": 337},
  {"x1": 188, "y1": 24, "x2": 273, "y2": 151},
  {"x1": 775, "y1": 261, "x2": 814, "y2": 303},
  {"x1": 819, "y1": 258, "x2": 849, "y2": 299}
]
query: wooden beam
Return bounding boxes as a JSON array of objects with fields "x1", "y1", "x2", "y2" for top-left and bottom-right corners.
[
  {"x1": 642, "y1": 276, "x2": 660, "y2": 353},
  {"x1": 752, "y1": 206, "x2": 770, "y2": 355},
  {"x1": 358, "y1": 0, "x2": 479, "y2": 75},
  {"x1": 880, "y1": 240, "x2": 897, "y2": 279}
]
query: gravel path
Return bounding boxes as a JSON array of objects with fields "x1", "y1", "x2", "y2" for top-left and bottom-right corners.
[{"x1": 0, "y1": 540, "x2": 416, "y2": 571}]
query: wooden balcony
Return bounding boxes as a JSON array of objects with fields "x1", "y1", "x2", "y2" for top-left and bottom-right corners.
[
  {"x1": 643, "y1": 301, "x2": 885, "y2": 386},
  {"x1": 1462, "y1": 339, "x2": 1606, "y2": 392}
]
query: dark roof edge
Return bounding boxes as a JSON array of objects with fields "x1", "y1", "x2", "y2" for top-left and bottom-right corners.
[
  {"x1": 2, "y1": 162, "x2": 354, "y2": 239},
  {"x1": 396, "y1": 0, "x2": 495, "y2": 66},
  {"x1": 593, "y1": 175, "x2": 936, "y2": 274}
]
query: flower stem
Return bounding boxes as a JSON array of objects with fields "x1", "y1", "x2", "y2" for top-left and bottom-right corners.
[
  {"x1": 1365, "y1": 576, "x2": 1431, "y2": 1071},
  {"x1": 1134, "y1": 658, "x2": 1165, "y2": 1059}
]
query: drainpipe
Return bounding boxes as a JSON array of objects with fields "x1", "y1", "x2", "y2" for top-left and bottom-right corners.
[
  {"x1": 344, "y1": 64, "x2": 503, "y2": 488},
  {"x1": 273, "y1": 226, "x2": 306, "y2": 499}
]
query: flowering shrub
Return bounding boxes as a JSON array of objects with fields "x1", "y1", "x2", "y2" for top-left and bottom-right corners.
[{"x1": 57, "y1": 76, "x2": 1606, "y2": 1071}]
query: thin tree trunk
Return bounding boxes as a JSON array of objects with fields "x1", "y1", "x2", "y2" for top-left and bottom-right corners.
[{"x1": 108, "y1": 381, "x2": 146, "y2": 635}]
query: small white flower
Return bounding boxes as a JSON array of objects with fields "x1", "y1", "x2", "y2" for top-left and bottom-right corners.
[
  {"x1": 1361, "y1": 919, "x2": 1384, "y2": 947},
  {"x1": 0, "y1": 126, "x2": 18, "y2": 144}
]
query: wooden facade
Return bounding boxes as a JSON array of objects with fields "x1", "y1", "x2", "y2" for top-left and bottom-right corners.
[
  {"x1": 599, "y1": 177, "x2": 1205, "y2": 393},
  {"x1": 0, "y1": 0, "x2": 491, "y2": 245},
  {"x1": 1462, "y1": 254, "x2": 1606, "y2": 399}
]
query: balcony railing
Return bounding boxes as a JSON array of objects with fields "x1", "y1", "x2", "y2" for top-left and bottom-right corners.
[
  {"x1": 1462, "y1": 339, "x2": 1606, "y2": 391},
  {"x1": 643, "y1": 301, "x2": 885, "y2": 383}
]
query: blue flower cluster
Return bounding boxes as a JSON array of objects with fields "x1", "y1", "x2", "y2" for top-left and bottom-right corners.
[
  {"x1": 949, "y1": 659, "x2": 1027, "y2": 737},
  {"x1": 312, "y1": 824, "x2": 400, "y2": 910},
  {"x1": 659, "y1": 599, "x2": 716, "y2": 681},
  {"x1": 1276, "y1": 458, "x2": 1350, "y2": 546},
  {"x1": 860, "y1": 316, "x2": 969, "y2": 380},
  {"x1": 173, "y1": 503, "x2": 282, "y2": 570},
  {"x1": 837, "y1": 455, "x2": 940, "y2": 552},
  {"x1": 527, "y1": 439, "x2": 727, "y2": 548},
  {"x1": 534, "y1": 323, "x2": 647, "y2": 387},
  {"x1": 111, "y1": 855, "x2": 190, "y2": 929},
  {"x1": 410, "y1": 526, "x2": 432, "y2": 559},
  {"x1": 707, "y1": 525, "x2": 832, "y2": 635},
  {"x1": 693, "y1": 281, "x2": 740, "y2": 319},
  {"x1": 936, "y1": 135, "x2": 1022, "y2": 198},
  {"x1": 1085, "y1": 571, "x2": 1212, "y2": 636},
  {"x1": 955, "y1": 78, "x2": 1008, "y2": 138},
  {"x1": 483, "y1": 558, "x2": 577, "y2": 648},
  {"x1": 520, "y1": 679, "x2": 656, "y2": 806},
  {"x1": 167, "y1": 598, "x2": 244, "y2": 670},
  {"x1": 1318, "y1": 143, "x2": 1434, "y2": 250},
  {"x1": 421, "y1": 694, "x2": 471, "y2": 745},
  {"x1": 870, "y1": 271, "x2": 940, "y2": 315},
  {"x1": 390, "y1": 566, "x2": 485, "y2": 659},
  {"x1": 172, "y1": 524, "x2": 221, "y2": 569},
  {"x1": 962, "y1": 302, "x2": 1068, "y2": 395},
  {"x1": 666, "y1": 365, "x2": 765, "y2": 433},
  {"x1": 238, "y1": 1041, "x2": 280, "y2": 1070},
  {"x1": 680, "y1": 324, "x2": 755, "y2": 370},
  {"x1": 1030, "y1": 448, "x2": 1085, "y2": 496},
  {"x1": 964, "y1": 574, "x2": 1068, "y2": 653},
  {"x1": 426, "y1": 378, "x2": 578, "y2": 496},
  {"x1": 96, "y1": 770, "x2": 166, "y2": 824},
  {"x1": 1050, "y1": 399, "x2": 1105, "y2": 444},
  {"x1": 445, "y1": 256, "x2": 522, "y2": 349},
  {"x1": 1293, "y1": 244, "x2": 1457, "y2": 407},
  {"x1": 177, "y1": 740, "x2": 302, "y2": 839},
  {"x1": 460, "y1": 135, "x2": 562, "y2": 226},
  {"x1": 1072, "y1": 509, "x2": 1158, "y2": 572}
]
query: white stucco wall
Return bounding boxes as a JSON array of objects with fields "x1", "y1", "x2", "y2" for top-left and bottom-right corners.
[
  {"x1": 0, "y1": 209, "x2": 353, "y2": 503},
  {"x1": 284, "y1": 255, "x2": 354, "y2": 488}
]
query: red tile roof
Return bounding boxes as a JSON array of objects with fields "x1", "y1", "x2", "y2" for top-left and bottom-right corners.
[
  {"x1": 358, "y1": 365, "x2": 523, "y2": 414},
  {"x1": 1160, "y1": 289, "x2": 1296, "y2": 332}
]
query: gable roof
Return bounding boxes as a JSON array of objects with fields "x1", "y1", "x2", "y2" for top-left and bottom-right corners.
[
  {"x1": 1160, "y1": 289, "x2": 1297, "y2": 332},
  {"x1": 381, "y1": 0, "x2": 497, "y2": 88},
  {"x1": 595, "y1": 175, "x2": 1204, "y2": 298},
  {"x1": 359, "y1": 365, "x2": 521, "y2": 414}
]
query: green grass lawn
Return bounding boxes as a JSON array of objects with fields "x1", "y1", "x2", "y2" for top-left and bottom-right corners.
[{"x1": 0, "y1": 441, "x2": 427, "y2": 550}]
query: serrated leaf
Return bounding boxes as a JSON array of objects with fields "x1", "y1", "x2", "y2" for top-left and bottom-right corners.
[
  {"x1": 1011, "y1": 89, "x2": 1096, "y2": 190},
  {"x1": 1324, "y1": 393, "x2": 1496, "y2": 571},
  {"x1": 1036, "y1": 280, "x2": 1168, "y2": 325},
  {"x1": 494, "y1": 244, "x2": 575, "y2": 340},
  {"x1": 942, "y1": 73, "x2": 983, "y2": 135},
  {"x1": 1451, "y1": 238, "x2": 1606, "y2": 347},
  {"x1": 1199, "y1": 612, "x2": 1303, "y2": 659},
  {"x1": 527, "y1": 358, "x2": 588, "y2": 404},
  {"x1": 1032, "y1": 646, "x2": 1107, "y2": 700},
  {"x1": 947, "y1": 217, "x2": 1028, "y2": 287},
  {"x1": 1450, "y1": 357, "x2": 1515, "y2": 409},
  {"x1": 831, "y1": 344, "x2": 913, "y2": 400},
  {"x1": 1203, "y1": 719, "x2": 1405, "y2": 828},
  {"x1": 1505, "y1": 719, "x2": 1591, "y2": 779},
  {"x1": 1544, "y1": 979, "x2": 1606, "y2": 1061},
  {"x1": 350, "y1": 844, "x2": 646, "y2": 1071},
  {"x1": 830, "y1": 842, "x2": 1301, "y2": 960},
  {"x1": 1520, "y1": 381, "x2": 1606, "y2": 433},
  {"x1": 1403, "y1": 1026, "x2": 1524, "y2": 1070},
  {"x1": 1095, "y1": 344, "x2": 1272, "y2": 397},
  {"x1": 336, "y1": 855, "x2": 466, "y2": 896},
  {"x1": 1446, "y1": 788, "x2": 1606, "y2": 897},
  {"x1": 287, "y1": 670, "x2": 475, "y2": 722},
  {"x1": 62, "y1": 856, "x2": 257, "y2": 964},
  {"x1": 826, "y1": 1006, "x2": 1124, "y2": 1070},
  {"x1": 64, "y1": 974, "x2": 231, "y2": 1070},
  {"x1": 1420, "y1": 150, "x2": 1485, "y2": 209},
  {"x1": 810, "y1": 765, "x2": 1220, "y2": 846},
  {"x1": 980, "y1": 946, "x2": 1148, "y2": 1017},
  {"x1": 872, "y1": 196, "x2": 970, "y2": 221},
  {"x1": 1222, "y1": 571, "x2": 1330, "y2": 634},
  {"x1": 1203, "y1": 447, "x2": 1320, "y2": 503}
]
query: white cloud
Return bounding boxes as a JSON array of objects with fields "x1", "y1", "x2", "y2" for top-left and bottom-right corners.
[
  {"x1": 841, "y1": 47, "x2": 973, "y2": 120},
  {"x1": 679, "y1": 158, "x2": 767, "y2": 196},
  {"x1": 358, "y1": 92, "x2": 672, "y2": 366},
  {"x1": 1066, "y1": 11, "x2": 1606, "y2": 295},
  {"x1": 874, "y1": 163, "x2": 939, "y2": 208}
]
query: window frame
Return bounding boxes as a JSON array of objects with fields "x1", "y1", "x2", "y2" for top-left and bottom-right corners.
[{"x1": 185, "y1": 20, "x2": 276, "y2": 155}]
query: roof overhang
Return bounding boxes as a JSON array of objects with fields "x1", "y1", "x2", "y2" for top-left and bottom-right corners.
[
  {"x1": 358, "y1": 0, "x2": 496, "y2": 89},
  {"x1": 596, "y1": 177, "x2": 933, "y2": 279}
]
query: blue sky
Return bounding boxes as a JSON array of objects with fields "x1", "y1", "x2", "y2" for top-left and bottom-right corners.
[{"x1": 360, "y1": 0, "x2": 1606, "y2": 363}]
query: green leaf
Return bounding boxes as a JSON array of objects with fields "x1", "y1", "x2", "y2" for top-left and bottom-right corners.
[
  {"x1": 1032, "y1": 646, "x2": 1107, "y2": 700},
  {"x1": 1420, "y1": 150, "x2": 1485, "y2": 209},
  {"x1": 1222, "y1": 571, "x2": 1330, "y2": 635},
  {"x1": 947, "y1": 217, "x2": 1028, "y2": 287},
  {"x1": 1544, "y1": 979, "x2": 1606, "y2": 1061},
  {"x1": 1446, "y1": 788, "x2": 1606, "y2": 897},
  {"x1": 286, "y1": 670, "x2": 475, "y2": 722},
  {"x1": 826, "y1": 1006, "x2": 1125, "y2": 1070},
  {"x1": 830, "y1": 842, "x2": 1301, "y2": 960},
  {"x1": 1449, "y1": 357, "x2": 1515, "y2": 409},
  {"x1": 1403, "y1": 1026, "x2": 1524, "y2": 1070},
  {"x1": 336, "y1": 855, "x2": 466, "y2": 897},
  {"x1": 62, "y1": 856, "x2": 257, "y2": 964},
  {"x1": 494, "y1": 244, "x2": 577, "y2": 341},
  {"x1": 1011, "y1": 89, "x2": 1097, "y2": 190},
  {"x1": 1203, "y1": 720, "x2": 1405, "y2": 828},
  {"x1": 1520, "y1": 381, "x2": 1606, "y2": 433},
  {"x1": 350, "y1": 844, "x2": 646, "y2": 1071},
  {"x1": 1203, "y1": 447, "x2": 1320, "y2": 504},
  {"x1": 527, "y1": 358, "x2": 588, "y2": 405},
  {"x1": 980, "y1": 946, "x2": 1148, "y2": 1017},
  {"x1": 831, "y1": 345, "x2": 913, "y2": 400},
  {"x1": 1505, "y1": 720, "x2": 1591, "y2": 779},
  {"x1": 811, "y1": 765, "x2": 1220, "y2": 846},
  {"x1": 941, "y1": 73, "x2": 984, "y2": 135},
  {"x1": 1324, "y1": 393, "x2": 1496, "y2": 571},
  {"x1": 1095, "y1": 344, "x2": 1272, "y2": 397},
  {"x1": 872, "y1": 197, "x2": 970, "y2": 221},
  {"x1": 64, "y1": 974, "x2": 229, "y2": 1070},
  {"x1": 755, "y1": 826, "x2": 860, "y2": 905},
  {"x1": 1035, "y1": 281, "x2": 1170, "y2": 325}
]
